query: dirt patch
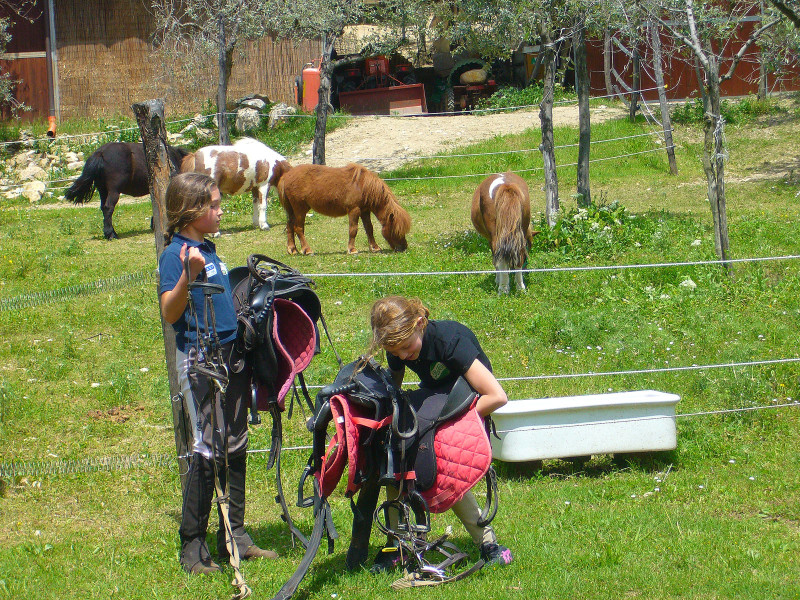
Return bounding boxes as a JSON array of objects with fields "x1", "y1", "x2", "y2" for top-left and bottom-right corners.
[{"x1": 289, "y1": 104, "x2": 628, "y2": 171}]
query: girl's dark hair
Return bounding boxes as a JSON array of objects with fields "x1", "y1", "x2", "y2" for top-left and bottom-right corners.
[{"x1": 164, "y1": 172, "x2": 218, "y2": 243}]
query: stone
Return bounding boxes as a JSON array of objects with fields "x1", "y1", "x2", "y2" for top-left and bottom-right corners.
[
  {"x1": 240, "y1": 98, "x2": 267, "y2": 111},
  {"x1": 67, "y1": 161, "x2": 84, "y2": 171},
  {"x1": 268, "y1": 103, "x2": 296, "y2": 128},
  {"x1": 22, "y1": 180, "x2": 46, "y2": 202},
  {"x1": 19, "y1": 164, "x2": 48, "y2": 181},
  {"x1": 235, "y1": 107, "x2": 262, "y2": 132}
]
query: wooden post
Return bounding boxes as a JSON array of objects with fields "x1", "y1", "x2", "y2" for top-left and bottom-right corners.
[
  {"x1": 132, "y1": 99, "x2": 190, "y2": 489},
  {"x1": 630, "y1": 47, "x2": 640, "y2": 122},
  {"x1": 574, "y1": 14, "x2": 591, "y2": 207},
  {"x1": 648, "y1": 22, "x2": 678, "y2": 175}
]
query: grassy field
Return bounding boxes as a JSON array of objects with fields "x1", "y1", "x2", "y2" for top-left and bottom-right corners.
[{"x1": 1, "y1": 97, "x2": 799, "y2": 599}]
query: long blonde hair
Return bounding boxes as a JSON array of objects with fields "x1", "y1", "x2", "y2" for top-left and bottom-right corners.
[
  {"x1": 165, "y1": 172, "x2": 218, "y2": 242},
  {"x1": 369, "y1": 296, "x2": 429, "y2": 356}
]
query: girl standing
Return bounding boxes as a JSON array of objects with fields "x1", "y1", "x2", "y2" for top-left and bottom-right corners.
[{"x1": 158, "y1": 172, "x2": 277, "y2": 574}]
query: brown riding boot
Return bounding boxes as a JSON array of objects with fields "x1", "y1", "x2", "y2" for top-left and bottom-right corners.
[{"x1": 180, "y1": 537, "x2": 221, "y2": 574}]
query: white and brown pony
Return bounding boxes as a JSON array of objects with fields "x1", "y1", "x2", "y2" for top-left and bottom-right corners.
[
  {"x1": 277, "y1": 163, "x2": 411, "y2": 255},
  {"x1": 471, "y1": 172, "x2": 533, "y2": 294},
  {"x1": 180, "y1": 137, "x2": 291, "y2": 231}
]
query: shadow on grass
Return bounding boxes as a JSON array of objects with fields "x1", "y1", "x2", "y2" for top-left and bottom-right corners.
[{"x1": 494, "y1": 449, "x2": 678, "y2": 481}]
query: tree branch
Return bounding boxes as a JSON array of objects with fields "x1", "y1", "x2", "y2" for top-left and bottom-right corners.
[
  {"x1": 721, "y1": 16, "x2": 781, "y2": 82},
  {"x1": 766, "y1": 0, "x2": 800, "y2": 28}
]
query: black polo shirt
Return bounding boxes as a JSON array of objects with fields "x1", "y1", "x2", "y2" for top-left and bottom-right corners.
[{"x1": 386, "y1": 320, "x2": 491, "y2": 390}]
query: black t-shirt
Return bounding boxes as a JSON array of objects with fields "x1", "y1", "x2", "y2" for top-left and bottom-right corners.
[{"x1": 386, "y1": 320, "x2": 491, "y2": 390}]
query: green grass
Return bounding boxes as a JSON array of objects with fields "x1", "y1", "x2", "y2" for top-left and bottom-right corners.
[{"x1": 1, "y1": 100, "x2": 800, "y2": 599}]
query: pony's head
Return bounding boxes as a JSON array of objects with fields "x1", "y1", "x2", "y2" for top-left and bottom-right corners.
[
  {"x1": 271, "y1": 160, "x2": 292, "y2": 187},
  {"x1": 381, "y1": 203, "x2": 410, "y2": 251}
]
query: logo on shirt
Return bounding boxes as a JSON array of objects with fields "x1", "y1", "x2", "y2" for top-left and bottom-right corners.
[
  {"x1": 430, "y1": 362, "x2": 450, "y2": 380},
  {"x1": 219, "y1": 262, "x2": 228, "y2": 275},
  {"x1": 205, "y1": 263, "x2": 218, "y2": 278}
]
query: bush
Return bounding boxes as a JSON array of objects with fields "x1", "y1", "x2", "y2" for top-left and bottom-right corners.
[
  {"x1": 476, "y1": 82, "x2": 576, "y2": 110},
  {"x1": 671, "y1": 95, "x2": 786, "y2": 125},
  {"x1": 531, "y1": 199, "x2": 634, "y2": 255}
]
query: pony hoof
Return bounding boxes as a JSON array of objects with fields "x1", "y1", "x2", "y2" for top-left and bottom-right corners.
[
  {"x1": 259, "y1": 223, "x2": 270, "y2": 231},
  {"x1": 347, "y1": 249, "x2": 359, "y2": 255},
  {"x1": 498, "y1": 288, "x2": 510, "y2": 295},
  {"x1": 369, "y1": 247, "x2": 381, "y2": 253},
  {"x1": 287, "y1": 248, "x2": 298, "y2": 255},
  {"x1": 302, "y1": 249, "x2": 315, "y2": 256}
]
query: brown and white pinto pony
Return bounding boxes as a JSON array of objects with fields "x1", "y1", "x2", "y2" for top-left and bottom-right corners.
[
  {"x1": 277, "y1": 163, "x2": 410, "y2": 255},
  {"x1": 471, "y1": 172, "x2": 533, "y2": 294},
  {"x1": 180, "y1": 137, "x2": 291, "y2": 232}
]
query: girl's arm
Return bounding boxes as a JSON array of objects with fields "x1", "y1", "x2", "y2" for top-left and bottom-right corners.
[
  {"x1": 463, "y1": 359, "x2": 508, "y2": 417},
  {"x1": 160, "y1": 244, "x2": 206, "y2": 324}
]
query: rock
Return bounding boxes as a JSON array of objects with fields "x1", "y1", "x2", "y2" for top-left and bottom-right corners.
[
  {"x1": 67, "y1": 160, "x2": 84, "y2": 171},
  {"x1": 240, "y1": 98, "x2": 267, "y2": 111},
  {"x1": 15, "y1": 151, "x2": 35, "y2": 167},
  {"x1": 64, "y1": 151, "x2": 80, "y2": 163},
  {"x1": 19, "y1": 164, "x2": 48, "y2": 181},
  {"x1": 235, "y1": 107, "x2": 261, "y2": 132},
  {"x1": 268, "y1": 103, "x2": 296, "y2": 128},
  {"x1": 22, "y1": 180, "x2": 46, "y2": 202}
]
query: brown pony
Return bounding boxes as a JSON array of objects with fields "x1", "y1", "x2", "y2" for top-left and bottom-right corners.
[
  {"x1": 277, "y1": 163, "x2": 410, "y2": 255},
  {"x1": 471, "y1": 172, "x2": 533, "y2": 294}
]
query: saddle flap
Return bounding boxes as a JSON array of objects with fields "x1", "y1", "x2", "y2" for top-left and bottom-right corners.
[
  {"x1": 437, "y1": 377, "x2": 478, "y2": 424},
  {"x1": 264, "y1": 298, "x2": 316, "y2": 411},
  {"x1": 420, "y1": 408, "x2": 492, "y2": 514}
]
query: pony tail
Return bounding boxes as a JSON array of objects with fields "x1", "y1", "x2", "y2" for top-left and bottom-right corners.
[{"x1": 494, "y1": 185, "x2": 528, "y2": 269}]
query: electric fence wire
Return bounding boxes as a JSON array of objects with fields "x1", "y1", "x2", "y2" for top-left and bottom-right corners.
[
  {"x1": 2, "y1": 84, "x2": 673, "y2": 150},
  {"x1": 3, "y1": 255, "x2": 799, "y2": 312},
  {"x1": 3, "y1": 400, "x2": 798, "y2": 479},
  {"x1": 1, "y1": 126, "x2": 671, "y2": 195},
  {"x1": 0, "y1": 269, "x2": 157, "y2": 312}
]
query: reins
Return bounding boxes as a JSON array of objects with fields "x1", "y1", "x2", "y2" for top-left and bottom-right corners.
[{"x1": 184, "y1": 253, "x2": 251, "y2": 600}]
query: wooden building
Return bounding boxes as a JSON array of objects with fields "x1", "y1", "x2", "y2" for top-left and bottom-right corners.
[{"x1": 1, "y1": 0, "x2": 321, "y2": 122}]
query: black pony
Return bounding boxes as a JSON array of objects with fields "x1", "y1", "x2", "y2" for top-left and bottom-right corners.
[{"x1": 65, "y1": 142, "x2": 190, "y2": 239}]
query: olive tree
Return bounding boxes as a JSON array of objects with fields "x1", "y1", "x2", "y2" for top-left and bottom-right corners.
[
  {"x1": 267, "y1": 0, "x2": 369, "y2": 164},
  {"x1": 635, "y1": 0, "x2": 780, "y2": 267},
  {"x1": 151, "y1": 0, "x2": 272, "y2": 144},
  {"x1": 0, "y1": 0, "x2": 38, "y2": 116}
]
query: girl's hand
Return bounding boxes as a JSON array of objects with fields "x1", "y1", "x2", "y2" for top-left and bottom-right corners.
[{"x1": 179, "y1": 243, "x2": 206, "y2": 282}]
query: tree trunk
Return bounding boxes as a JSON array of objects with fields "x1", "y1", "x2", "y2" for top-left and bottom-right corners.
[
  {"x1": 603, "y1": 29, "x2": 613, "y2": 97},
  {"x1": 313, "y1": 35, "x2": 337, "y2": 165},
  {"x1": 759, "y1": 0, "x2": 768, "y2": 100},
  {"x1": 649, "y1": 22, "x2": 678, "y2": 175},
  {"x1": 217, "y1": 17, "x2": 231, "y2": 145},
  {"x1": 540, "y1": 44, "x2": 559, "y2": 226},
  {"x1": 630, "y1": 47, "x2": 640, "y2": 122},
  {"x1": 132, "y1": 99, "x2": 190, "y2": 490},
  {"x1": 701, "y1": 67, "x2": 731, "y2": 270},
  {"x1": 574, "y1": 14, "x2": 591, "y2": 207}
]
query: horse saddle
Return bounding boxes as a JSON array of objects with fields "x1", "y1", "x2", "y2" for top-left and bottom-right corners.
[
  {"x1": 231, "y1": 254, "x2": 320, "y2": 411},
  {"x1": 406, "y1": 377, "x2": 493, "y2": 513}
]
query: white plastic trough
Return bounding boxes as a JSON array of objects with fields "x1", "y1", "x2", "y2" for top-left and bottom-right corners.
[{"x1": 490, "y1": 390, "x2": 680, "y2": 462}]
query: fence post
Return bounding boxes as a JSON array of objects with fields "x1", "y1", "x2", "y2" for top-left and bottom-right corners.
[{"x1": 131, "y1": 99, "x2": 190, "y2": 490}]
